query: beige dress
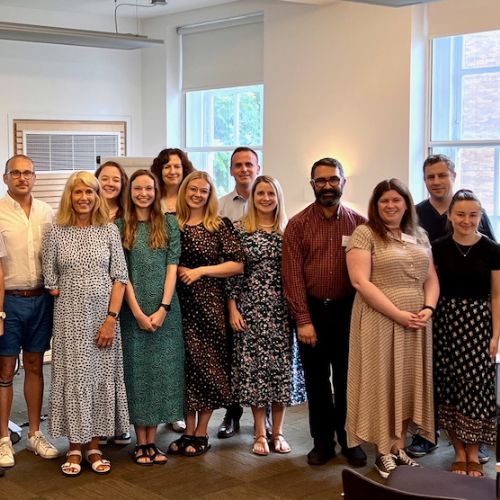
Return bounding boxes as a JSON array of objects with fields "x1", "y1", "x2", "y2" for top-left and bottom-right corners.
[{"x1": 346, "y1": 224, "x2": 434, "y2": 455}]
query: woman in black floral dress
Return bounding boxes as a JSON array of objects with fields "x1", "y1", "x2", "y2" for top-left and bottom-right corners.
[
  {"x1": 227, "y1": 176, "x2": 306, "y2": 456},
  {"x1": 168, "y1": 171, "x2": 243, "y2": 457},
  {"x1": 433, "y1": 189, "x2": 500, "y2": 477}
]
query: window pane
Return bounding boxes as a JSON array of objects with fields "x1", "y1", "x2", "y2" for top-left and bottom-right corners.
[
  {"x1": 239, "y1": 91, "x2": 263, "y2": 145},
  {"x1": 213, "y1": 94, "x2": 236, "y2": 146},
  {"x1": 463, "y1": 31, "x2": 500, "y2": 69}
]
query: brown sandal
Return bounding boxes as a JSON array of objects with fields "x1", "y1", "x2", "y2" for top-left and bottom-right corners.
[
  {"x1": 252, "y1": 435, "x2": 269, "y2": 456},
  {"x1": 451, "y1": 461, "x2": 467, "y2": 475},
  {"x1": 467, "y1": 461, "x2": 484, "y2": 477},
  {"x1": 271, "y1": 433, "x2": 291, "y2": 454}
]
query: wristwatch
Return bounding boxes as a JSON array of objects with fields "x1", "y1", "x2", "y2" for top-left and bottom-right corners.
[
  {"x1": 161, "y1": 303, "x2": 171, "y2": 312},
  {"x1": 0, "y1": 312, "x2": 6, "y2": 320},
  {"x1": 107, "y1": 311, "x2": 119, "y2": 319}
]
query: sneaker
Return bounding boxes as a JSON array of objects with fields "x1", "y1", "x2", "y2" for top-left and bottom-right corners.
[
  {"x1": 171, "y1": 420, "x2": 186, "y2": 433},
  {"x1": 479, "y1": 443, "x2": 490, "y2": 464},
  {"x1": 394, "y1": 448, "x2": 420, "y2": 467},
  {"x1": 375, "y1": 453, "x2": 397, "y2": 479},
  {"x1": 113, "y1": 432, "x2": 131, "y2": 445},
  {"x1": 0, "y1": 437, "x2": 15, "y2": 467},
  {"x1": 406, "y1": 434, "x2": 438, "y2": 457},
  {"x1": 26, "y1": 431, "x2": 59, "y2": 459}
]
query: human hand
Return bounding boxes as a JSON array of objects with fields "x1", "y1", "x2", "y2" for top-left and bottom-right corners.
[
  {"x1": 149, "y1": 309, "x2": 167, "y2": 331},
  {"x1": 136, "y1": 312, "x2": 155, "y2": 332},
  {"x1": 0, "y1": 321, "x2": 3, "y2": 337},
  {"x1": 489, "y1": 337, "x2": 499, "y2": 361},
  {"x1": 178, "y1": 266, "x2": 204, "y2": 286},
  {"x1": 297, "y1": 323, "x2": 317, "y2": 347},
  {"x1": 416, "y1": 308, "x2": 433, "y2": 324},
  {"x1": 396, "y1": 310, "x2": 424, "y2": 330},
  {"x1": 48, "y1": 289, "x2": 60, "y2": 297},
  {"x1": 96, "y1": 317, "x2": 116, "y2": 349},
  {"x1": 229, "y1": 308, "x2": 247, "y2": 332}
]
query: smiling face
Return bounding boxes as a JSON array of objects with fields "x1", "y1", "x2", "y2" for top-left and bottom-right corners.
[
  {"x1": 71, "y1": 181, "x2": 97, "y2": 218},
  {"x1": 448, "y1": 199, "x2": 481, "y2": 238},
  {"x1": 185, "y1": 178, "x2": 211, "y2": 211},
  {"x1": 253, "y1": 180, "x2": 277, "y2": 217},
  {"x1": 230, "y1": 151, "x2": 260, "y2": 191},
  {"x1": 424, "y1": 161, "x2": 455, "y2": 203},
  {"x1": 377, "y1": 189, "x2": 407, "y2": 228},
  {"x1": 131, "y1": 174, "x2": 155, "y2": 210},
  {"x1": 162, "y1": 154, "x2": 183, "y2": 189},
  {"x1": 3, "y1": 156, "x2": 35, "y2": 200},
  {"x1": 310, "y1": 165, "x2": 345, "y2": 208},
  {"x1": 97, "y1": 165, "x2": 122, "y2": 201}
]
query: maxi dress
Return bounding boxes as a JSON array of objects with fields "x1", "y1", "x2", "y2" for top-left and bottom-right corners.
[
  {"x1": 432, "y1": 234, "x2": 500, "y2": 445},
  {"x1": 177, "y1": 218, "x2": 243, "y2": 412},
  {"x1": 42, "y1": 223, "x2": 130, "y2": 443},
  {"x1": 346, "y1": 225, "x2": 434, "y2": 455},
  {"x1": 117, "y1": 215, "x2": 185, "y2": 426},
  {"x1": 227, "y1": 225, "x2": 306, "y2": 407}
]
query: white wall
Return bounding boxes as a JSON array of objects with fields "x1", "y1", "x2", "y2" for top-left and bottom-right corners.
[{"x1": 0, "y1": 5, "x2": 143, "y2": 197}]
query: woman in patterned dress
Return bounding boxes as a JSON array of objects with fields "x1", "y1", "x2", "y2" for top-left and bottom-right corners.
[
  {"x1": 117, "y1": 170, "x2": 184, "y2": 466},
  {"x1": 168, "y1": 171, "x2": 243, "y2": 457},
  {"x1": 346, "y1": 179, "x2": 439, "y2": 479},
  {"x1": 95, "y1": 160, "x2": 129, "y2": 221},
  {"x1": 432, "y1": 189, "x2": 500, "y2": 477},
  {"x1": 227, "y1": 175, "x2": 306, "y2": 456},
  {"x1": 150, "y1": 148, "x2": 195, "y2": 215},
  {"x1": 42, "y1": 171, "x2": 129, "y2": 477}
]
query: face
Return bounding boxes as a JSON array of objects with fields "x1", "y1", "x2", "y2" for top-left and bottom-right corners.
[
  {"x1": 71, "y1": 181, "x2": 97, "y2": 218},
  {"x1": 254, "y1": 181, "x2": 278, "y2": 216},
  {"x1": 162, "y1": 154, "x2": 183, "y2": 188},
  {"x1": 230, "y1": 151, "x2": 260, "y2": 189},
  {"x1": 97, "y1": 166, "x2": 122, "y2": 201},
  {"x1": 310, "y1": 165, "x2": 345, "y2": 207},
  {"x1": 424, "y1": 161, "x2": 455, "y2": 202},
  {"x1": 377, "y1": 189, "x2": 408, "y2": 228},
  {"x1": 448, "y1": 200, "x2": 481, "y2": 238},
  {"x1": 3, "y1": 157, "x2": 36, "y2": 198},
  {"x1": 185, "y1": 178, "x2": 211, "y2": 211},
  {"x1": 131, "y1": 175, "x2": 155, "y2": 209}
]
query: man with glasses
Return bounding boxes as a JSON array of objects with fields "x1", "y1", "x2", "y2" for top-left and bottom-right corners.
[
  {"x1": 408, "y1": 153, "x2": 496, "y2": 462},
  {"x1": 0, "y1": 155, "x2": 58, "y2": 468},
  {"x1": 282, "y1": 157, "x2": 367, "y2": 467}
]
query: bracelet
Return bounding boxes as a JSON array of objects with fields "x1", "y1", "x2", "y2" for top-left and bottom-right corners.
[
  {"x1": 107, "y1": 311, "x2": 119, "y2": 319},
  {"x1": 421, "y1": 305, "x2": 435, "y2": 315}
]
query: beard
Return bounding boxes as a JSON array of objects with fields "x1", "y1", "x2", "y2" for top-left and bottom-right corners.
[{"x1": 315, "y1": 187, "x2": 342, "y2": 207}]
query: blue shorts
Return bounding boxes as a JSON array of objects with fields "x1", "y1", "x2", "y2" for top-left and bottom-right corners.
[{"x1": 0, "y1": 293, "x2": 54, "y2": 356}]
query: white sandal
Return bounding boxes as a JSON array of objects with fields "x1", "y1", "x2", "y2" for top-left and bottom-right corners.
[
  {"x1": 85, "y1": 449, "x2": 111, "y2": 475},
  {"x1": 61, "y1": 450, "x2": 82, "y2": 477}
]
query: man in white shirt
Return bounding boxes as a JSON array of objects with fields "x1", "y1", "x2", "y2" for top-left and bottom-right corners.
[{"x1": 0, "y1": 155, "x2": 58, "y2": 468}]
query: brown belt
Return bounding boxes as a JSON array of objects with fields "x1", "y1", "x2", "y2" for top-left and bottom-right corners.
[{"x1": 5, "y1": 288, "x2": 45, "y2": 297}]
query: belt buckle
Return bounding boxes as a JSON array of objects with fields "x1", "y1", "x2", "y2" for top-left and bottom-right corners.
[{"x1": 323, "y1": 298, "x2": 333, "y2": 306}]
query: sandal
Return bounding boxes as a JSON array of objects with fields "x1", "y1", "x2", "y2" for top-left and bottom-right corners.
[
  {"x1": 61, "y1": 450, "x2": 82, "y2": 477},
  {"x1": 168, "y1": 434, "x2": 194, "y2": 455},
  {"x1": 182, "y1": 435, "x2": 211, "y2": 457},
  {"x1": 467, "y1": 461, "x2": 484, "y2": 477},
  {"x1": 451, "y1": 461, "x2": 467, "y2": 475},
  {"x1": 133, "y1": 444, "x2": 153, "y2": 466},
  {"x1": 252, "y1": 435, "x2": 269, "y2": 456},
  {"x1": 146, "y1": 443, "x2": 168, "y2": 465},
  {"x1": 85, "y1": 449, "x2": 111, "y2": 475},
  {"x1": 271, "y1": 433, "x2": 291, "y2": 454}
]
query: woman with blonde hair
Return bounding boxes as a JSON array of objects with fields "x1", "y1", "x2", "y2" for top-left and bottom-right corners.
[
  {"x1": 42, "y1": 171, "x2": 129, "y2": 476},
  {"x1": 116, "y1": 170, "x2": 184, "y2": 465},
  {"x1": 227, "y1": 175, "x2": 306, "y2": 456},
  {"x1": 168, "y1": 171, "x2": 243, "y2": 457}
]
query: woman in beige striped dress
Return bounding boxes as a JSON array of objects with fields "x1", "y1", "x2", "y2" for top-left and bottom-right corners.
[{"x1": 345, "y1": 178, "x2": 439, "y2": 479}]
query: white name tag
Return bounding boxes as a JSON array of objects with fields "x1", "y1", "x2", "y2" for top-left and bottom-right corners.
[
  {"x1": 401, "y1": 233, "x2": 417, "y2": 244},
  {"x1": 342, "y1": 235, "x2": 351, "y2": 247}
]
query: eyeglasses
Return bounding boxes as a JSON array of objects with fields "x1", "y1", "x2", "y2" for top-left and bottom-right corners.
[
  {"x1": 7, "y1": 170, "x2": 35, "y2": 179},
  {"x1": 311, "y1": 176, "x2": 341, "y2": 188}
]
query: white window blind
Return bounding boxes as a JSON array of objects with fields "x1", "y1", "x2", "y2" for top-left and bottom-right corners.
[{"x1": 179, "y1": 13, "x2": 264, "y2": 91}]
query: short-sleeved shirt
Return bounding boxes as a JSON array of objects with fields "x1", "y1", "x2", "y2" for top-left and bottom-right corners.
[
  {"x1": 218, "y1": 189, "x2": 247, "y2": 222},
  {"x1": 432, "y1": 234, "x2": 500, "y2": 299},
  {"x1": 0, "y1": 233, "x2": 6, "y2": 258}
]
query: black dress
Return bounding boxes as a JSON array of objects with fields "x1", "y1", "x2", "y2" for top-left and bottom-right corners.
[{"x1": 432, "y1": 234, "x2": 500, "y2": 444}]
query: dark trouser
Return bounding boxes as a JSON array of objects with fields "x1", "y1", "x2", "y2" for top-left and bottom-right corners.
[{"x1": 299, "y1": 295, "x2": 354, "y2": 450}]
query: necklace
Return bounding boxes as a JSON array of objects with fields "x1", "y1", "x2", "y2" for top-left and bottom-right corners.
[
  {"x1": 259, "y1": 223, "x2": 274, "y2": 228},
  {"x1": 454, "y1": 241, "x2": 473, "y2": 258}
]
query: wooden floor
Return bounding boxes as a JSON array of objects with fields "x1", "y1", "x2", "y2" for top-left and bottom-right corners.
[{"x1": 1, "y1": 367, "x2": 496, "y2": 499}]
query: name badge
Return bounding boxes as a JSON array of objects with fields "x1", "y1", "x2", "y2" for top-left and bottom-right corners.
[
  {"x1": 401, "y1": 233, "x2": 417, "y2": 245},
  {"x1": 342, "y1": 235, "x2": 351, "y2": 247}
]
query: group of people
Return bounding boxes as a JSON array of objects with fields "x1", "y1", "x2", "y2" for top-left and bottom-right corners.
[{"x1": 0, "y1": 149, "x2": 497, "y2": 482}]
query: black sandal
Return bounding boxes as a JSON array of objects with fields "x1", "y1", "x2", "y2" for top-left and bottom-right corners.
[
  {"x1": 182, "y1": 435, "x2": 211, "y2": 457},
  {"x1": 146, "y1": 443, "x2": 168, "y2": 465},
  {"x1": 168, "y1": 434, "x2": 194, "y2": 455},
  {"x1": 133, "y1": 444, "x2": 153, "y2": 466}
]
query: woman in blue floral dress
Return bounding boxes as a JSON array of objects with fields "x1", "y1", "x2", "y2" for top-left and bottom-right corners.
[{"x1": 228, "y1": 175, "x2": 306, "y2": 456}]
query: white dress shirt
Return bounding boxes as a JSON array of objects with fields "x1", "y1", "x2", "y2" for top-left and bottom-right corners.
[{"x1": 0, "y1": 194, "x2": 53, "y2": 290}]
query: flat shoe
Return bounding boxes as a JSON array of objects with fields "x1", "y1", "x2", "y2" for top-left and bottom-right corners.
[
  {"x1": 451, "y1": 461, "x2": 467, "y2": 474},
  {"x1": 271, "y1": 434, "x2": 291, "y2": 454},
  {"x1": 85, "y1": 449, "x2": 111, "y2": 475},
  {"x1": 168, "y1": 434, "x2": 194, "y2": 455},
  {"x1": 61, "y1": 450, "x2": 82, "y2": 477},
  {"x1": 146, "y1": 443, "x2": 168, "y2": 465},
  {"x1": 252, "y1": 435, "x2": 269, "y2": 456},
  {"x1": 133, "y1": 445, "x2": 153, "y2": 466},
  {"x1": 467, "y1": 461, "x2": 484, "y2": 477},
  {"x1": 182, "y1": 436, "x2": 211, "y2": 457}
]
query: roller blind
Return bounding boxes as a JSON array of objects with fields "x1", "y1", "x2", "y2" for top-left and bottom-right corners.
[{"x1": 179, "y1": 13, "x2": 264, "y2": 91}]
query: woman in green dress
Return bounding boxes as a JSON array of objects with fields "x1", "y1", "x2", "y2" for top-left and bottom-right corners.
[{"x1": 117, "y1": 169, "x2": 184, "y2": 466}]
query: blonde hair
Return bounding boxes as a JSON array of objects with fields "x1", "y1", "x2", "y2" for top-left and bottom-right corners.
[
  {"x1": 56, "y1": 171, "x2": 110, "y2": 226},
  {"x1": 242, "y1": 175, "x2": 287, "y2": 235},
  {"x1": 122, "y1": 169, "x2": 168, "y2": 250},
  {"x1": 176, "y1": 171, "x2": 222, "y2": 233}
]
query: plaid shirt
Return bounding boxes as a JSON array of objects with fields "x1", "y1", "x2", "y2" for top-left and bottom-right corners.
[{"x1": 282, "y1": 202, "x2": 366, "y2": 325}]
